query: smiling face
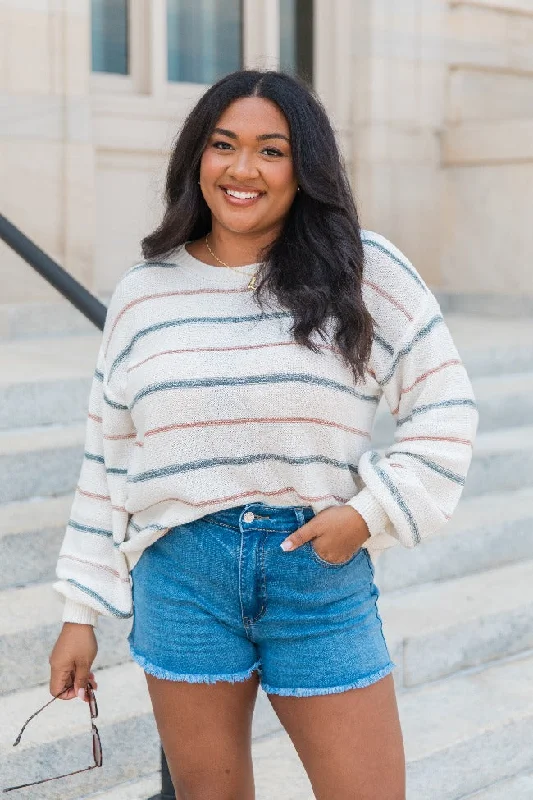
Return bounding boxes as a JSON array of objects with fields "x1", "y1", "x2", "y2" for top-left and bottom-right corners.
[{"x1": 199, "y1": 96, "x2": 299, "y2": 239}]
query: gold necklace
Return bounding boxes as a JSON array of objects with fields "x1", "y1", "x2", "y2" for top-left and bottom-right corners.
[{"x1": 204, "y1": 235, "x2": 258, "y2": 290}]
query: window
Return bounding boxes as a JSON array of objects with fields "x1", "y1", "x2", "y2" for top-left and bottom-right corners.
[
  {"x1": 280, "y1": 0, "x2": 313, "y2": 82},
  {"x1": 167, "y1": 0, "x2": 243, "y2": 84},
  {"x1": 91, "y1": 0, "x2": 129, "y2": 75}
]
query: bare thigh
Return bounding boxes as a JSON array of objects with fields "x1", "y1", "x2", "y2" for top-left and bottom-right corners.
[
  {"x1": 145, "y1": 670, "x2": 260, "y2": 800},
  {"x1": 268, "y1": 674, "x2": 405, "y2": 800}
]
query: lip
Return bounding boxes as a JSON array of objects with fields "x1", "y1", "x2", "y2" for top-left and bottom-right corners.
[{"x1": 219, "y1": 186, "x2": 265, "y2": 207}]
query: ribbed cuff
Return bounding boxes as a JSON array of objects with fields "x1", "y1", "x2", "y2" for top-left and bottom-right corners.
[
  {"x1": 344, "y1": 488, "x2": 391, "y2": 537},
  {"x1": 62, "y1": 599, "x2": 99, "y2": 628}
]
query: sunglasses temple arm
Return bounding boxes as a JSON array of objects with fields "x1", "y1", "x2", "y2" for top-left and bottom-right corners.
[
  {"x1": 12, "y1": 686, "x2": 71, "y2": 746},
  {"x1": 3, "y1": 765, "x2": 98, "y2": 793}
]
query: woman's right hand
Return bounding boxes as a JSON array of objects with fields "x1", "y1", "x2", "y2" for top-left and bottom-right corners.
[{"x1": 49, "y1": 622, "x2": 98, "y2": 702}]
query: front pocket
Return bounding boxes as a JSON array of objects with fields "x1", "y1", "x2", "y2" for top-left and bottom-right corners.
[{"x1": 307, "y1": 541, "x2": 364, "y2": 568}]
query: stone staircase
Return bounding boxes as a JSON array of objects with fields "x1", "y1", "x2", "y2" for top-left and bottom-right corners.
[{"x1": 1, "y1": 305, "x2": 533, "y2": 799}]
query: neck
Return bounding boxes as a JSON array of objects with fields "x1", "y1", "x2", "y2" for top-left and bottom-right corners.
[{"x1": 208, "y1": 224, "x2": 279, "y2": 266}]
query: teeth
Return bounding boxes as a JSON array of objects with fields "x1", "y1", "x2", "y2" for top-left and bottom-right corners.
[{"x1": 224, "y1": 188, "x2": 261, "y2": 200}]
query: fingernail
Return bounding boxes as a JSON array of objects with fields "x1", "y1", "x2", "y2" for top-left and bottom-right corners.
[
  {"x1": 77, "y1": 688, "x2": 86, "y2": 700},
  {"x1": 280, "y1": 540, "x2": 293, "y2": 551}
]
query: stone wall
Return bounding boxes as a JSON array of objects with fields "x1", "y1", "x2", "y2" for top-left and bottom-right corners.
[{"x1": 0, "y1": 0, "x2": 532, "y2": 305}]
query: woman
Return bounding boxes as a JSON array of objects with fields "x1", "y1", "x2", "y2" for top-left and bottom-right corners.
[{"x1": 49, "y1": 70, "x2": 478, "y2": 799}]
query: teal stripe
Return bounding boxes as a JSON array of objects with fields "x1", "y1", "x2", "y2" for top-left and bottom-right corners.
[
  {"x1": 370, "y1": 451, "x2": 420, "y2": 544},
  {"x1": 129, "y1": 260, "x2": 178, "y2": 274},
  {"x1": 68, "y1": 519, "x2": 112, "y2": 537},
  {"x1": 394, "y1": 452, "x2": 465, "y2": 486},
  {"x1": 380, "y1": 316, "x2": 444, "y2": 386},
  {"x1": 85, "y1": 451, "x2": 104, "y2": 464},
  {"x1": 103, "y1": 394, "x2": 128, "y2": 411},
  {"x1": 66, "y1": 580, "x2": 132, "y2": 618},
  {"x1": 94, "y1": 369, "x2": 103, "y2": 382},
  {"x1": 83, "y1": 451, "x2": 127, "y2": 475},
  {"x1": 131, "y1": 373, "x2": 379, "y2": 410},
  {"x1": 374, "y1": 333, "x2": 395, "y2": 357},
  {"x1": 362, "y1": 238, "x2": 428, "y2": 293},
  {"x1": 109, "y1": 311, "x2": 292, "y2": 378},
  {"x1": 398, "y1": 398, "x2": 477, "y2": 427},
  {"x1": 128, "y1": 453, "x2": 359, "y2": 484}
]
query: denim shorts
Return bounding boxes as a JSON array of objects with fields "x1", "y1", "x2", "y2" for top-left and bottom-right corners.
[{"x1": 127, "y1": 502, "x2": 396, "y2": 696}]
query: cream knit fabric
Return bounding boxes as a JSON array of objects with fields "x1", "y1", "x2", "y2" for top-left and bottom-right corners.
[{"x1": 53, "y1": 231, "x2": 479, "y2": 627}]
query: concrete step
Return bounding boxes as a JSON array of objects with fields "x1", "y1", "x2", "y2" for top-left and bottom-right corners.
[
  {"x1": 80, "y1": 774, "x2": 161, "y2": 800},
  {"x1": 463, "y1": 424, "x2": 533, "y2": 497},
  {"x1": 0, "y1": 661, "x2": 281, "y2": 800},
  {"x1": 379, "y1": 557, "x2": 533, "y2": 688},
  {"x1": 0, "y1": 582, "x2": 132, "y2": 696},
  {"x1": 0, "y1": 335, "x2": 99, "y2": 429},
  {"x1": 0, "y1": 423, "x2": 85, "y2": 503},
  {"x1": 464, "y1": 769, "x2": 533, "y2": 799},
  {"x1": 3, "y1": 550, "x2": 533, "y2": 697},
  {"x1": 445, "y1": 313, "x2": 533, "y2": 378},
  {"x1": 0, "y1": 494, "x2": 74, "y2": 589},
  {"x1": 4, "y1": 649, "x2": 533, "y2": 799},
  {"x1": 372, "y1": 370, "x2": 533, "y2": 447},
  {"x1": 374, "y1": 485, "x2": 533, "y2": 592},
  {"x1": 0, "y1": 299, "x2": 109, "y2": 341}
]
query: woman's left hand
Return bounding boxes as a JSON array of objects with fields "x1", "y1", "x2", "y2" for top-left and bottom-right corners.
[{"x1": 280, "y1": 505, "x2": 370, "y2": 563}]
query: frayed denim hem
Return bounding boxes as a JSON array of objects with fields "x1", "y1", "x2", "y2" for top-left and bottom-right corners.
[
  {"x1": 261, "y1": 662, "x2": 396, "y2": 697},
  {"x1": 129, "y1": 645, "x2": 262, "y2": 684}
]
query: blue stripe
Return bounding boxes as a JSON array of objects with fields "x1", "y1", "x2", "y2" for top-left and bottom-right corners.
[
  {"x1": 107, "y1": 466, "x2": 128, "y2": 475},
  {"x1": 109, "y1": 311, "x2": 293, "y2": 378},
  {"x1": 85, "y1": 451, "x2": 104, "y2": 464},
  {"x1": 94, "y1": 369, "x2": 103, "y2": 382},
  {"x1": 66, "y1": 580, "x2": 132, "y2": 618},
  {"x1": 129, "y1": 260, "x2": 179, "y2": 274},
  {"x1": 128, "y1": 453, "x2": 359, "y2": 484},
  {"x1": 374, "y1": 333, "x2": 395, "y2": 357},
  {"x1": 389, "y1": 452, "x2": 465, "y2": 486},
  {"x1": 130, "y1": 373, "x2": 380, "y2": 410},
  {"x1": 398, "y1": 398, "x2": 477, "y2": 427},
  {"x1": 68, "y1": 519, "x2": 112, "y2": 537},
  {"x1": 84, "y1": 451, "x2": 127, "y2": 475},
  {"x1": 103, "y1": 394, "x2": 129, "y2": 410},
  {"x1": 362, "y1": 238, "x2": 428, "y2": 293},
  {"x1": 380, "y1": 316, "x2": 445, "y2": 386},
  {"x1": 370, "y1": 451, "x2": 420, "y2": 544}
]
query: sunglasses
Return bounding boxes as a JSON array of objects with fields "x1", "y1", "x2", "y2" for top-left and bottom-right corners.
[{"x1": 2, "y1": 683, "x2": 102, "y2": 793}]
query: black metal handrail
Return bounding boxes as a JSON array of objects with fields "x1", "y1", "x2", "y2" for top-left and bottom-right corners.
[{"x1": 0, "y1": 212, "x2": 175, "y2": 800}]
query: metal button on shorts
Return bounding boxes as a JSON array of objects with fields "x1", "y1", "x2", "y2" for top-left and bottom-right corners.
[{"x1": 243, "y1": 512, "x2": 255, "y2": 522}]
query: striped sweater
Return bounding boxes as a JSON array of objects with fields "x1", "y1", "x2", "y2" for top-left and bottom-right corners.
[{"x1": 53, "y1": 231, "x2": 479, "y2": 627}]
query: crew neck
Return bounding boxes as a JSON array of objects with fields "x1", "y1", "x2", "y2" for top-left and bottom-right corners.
[{"x1": 175, "y1": 242, "x2": 262, "y2": 283}]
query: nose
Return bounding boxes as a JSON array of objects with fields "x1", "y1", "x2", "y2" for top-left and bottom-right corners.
[{"x1": 226, "y1": 149, "x2": 260, "y2": 181}]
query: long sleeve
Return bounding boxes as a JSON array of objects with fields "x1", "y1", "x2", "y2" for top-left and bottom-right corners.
[
  {"x1": 345, "y1": 288, "x2": 479, "y2": 548},
  {"x1": 52, "y1": 309, "x2": 135, "y2": 627}
]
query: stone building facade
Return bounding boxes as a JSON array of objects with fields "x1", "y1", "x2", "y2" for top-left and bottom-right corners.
[{"x1": 1, "y1": 0, "x2": 532, "y2": 310}]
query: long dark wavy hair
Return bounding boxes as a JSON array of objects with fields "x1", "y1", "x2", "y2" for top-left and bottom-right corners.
[{"x1": 142, "y1": 69, "x2": 374, "y2": 383}]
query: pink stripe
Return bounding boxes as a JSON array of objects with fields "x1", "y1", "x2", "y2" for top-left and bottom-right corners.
[
  {"x1": 105, "y1": 286, "x2": 252, "y2": 356},
  {"x1": 397, "y1": 435, "x2": 473, "y2": 448},
  {"x1": 141, "y1": 416, "x2": 371, "y2": 441},
  {"x1": 76, "y1": 486, "x2": 111, "y2": 502},
  {"x1": 127, "y1": 340, "x2": 341, "y2": 372},
  {"x1": 140, "y1": 487, "x2": 348, "y2": 510},
  {"x1": 58, "y1": 554, "x2": 130, "y2": 582},
  {"x1": 392, "y1": 360, "x2": 463, "y2": 414},
  {"x1": 104, "y1": 432, "x2": 136, "y2": 441},
  {"x1": 88, "y1": 413, "x2": 102, "y2": 423},
  {"x1": 363, "y1": 280, "x2": 413, "y2": 321}
]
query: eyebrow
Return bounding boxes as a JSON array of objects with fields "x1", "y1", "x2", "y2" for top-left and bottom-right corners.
[{"x1": 213, "y1": 127, "x2": 290, "y2": 143}]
